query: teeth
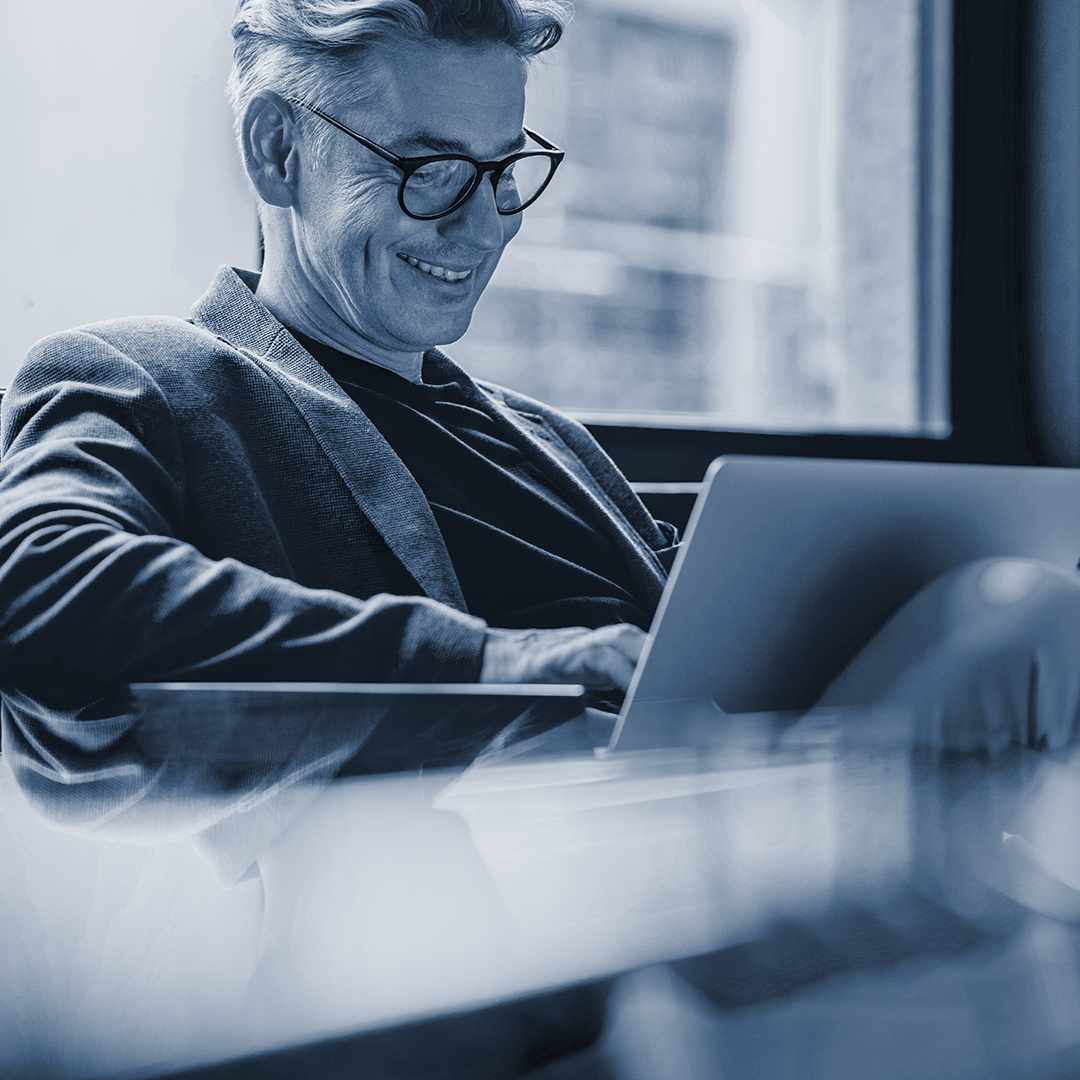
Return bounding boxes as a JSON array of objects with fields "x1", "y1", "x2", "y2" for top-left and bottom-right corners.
[{"x1": 403, "y1": 255, "x2": 471, "y2": 282}]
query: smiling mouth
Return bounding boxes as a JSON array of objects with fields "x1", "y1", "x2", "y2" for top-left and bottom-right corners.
[{"x1": 398, "y1": 253, "x2": 473, "y2": 282}]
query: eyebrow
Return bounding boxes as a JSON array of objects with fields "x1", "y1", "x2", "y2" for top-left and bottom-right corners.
[{"x1": 390, "y1": 129, "x2": 529, "y2": 158}]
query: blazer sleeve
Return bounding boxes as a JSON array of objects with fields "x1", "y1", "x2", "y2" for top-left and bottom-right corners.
[
  {"x1": 0, "y1": 331, "x2": 497, "y2": 875},
  {"x1": 0, "y1": 330, "x2": 489, "y2": 709}
]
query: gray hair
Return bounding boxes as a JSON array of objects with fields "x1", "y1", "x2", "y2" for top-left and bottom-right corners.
[{"x1": 228, "y1": 0, "x2": 569, "y2": 163}]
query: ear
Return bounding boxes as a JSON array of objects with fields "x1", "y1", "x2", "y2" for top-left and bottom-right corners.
[{"x1": 241, "y1": 92, "x2": 301, "y2": 209}]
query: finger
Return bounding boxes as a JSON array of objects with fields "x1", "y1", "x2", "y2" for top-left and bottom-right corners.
[
  {"x1": 481, "y1": 624, "x2": 647, "y2": 688},
  {"x1": 570, "y1": 631, "x2": 645, "y2": 692},
  {"x1": 593, "y1": 648, "x2": 637, "y2": 692}
]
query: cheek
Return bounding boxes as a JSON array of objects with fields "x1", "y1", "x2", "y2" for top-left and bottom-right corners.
[
  {"x1": 322, "y1": 180, "x2": 396, "y2": 258},
  {"x1": 338, "y1": 174, "x2": 391, "y2": 212}
]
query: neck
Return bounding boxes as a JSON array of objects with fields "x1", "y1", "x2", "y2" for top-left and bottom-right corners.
[{"x1": 255, "y1": 252, "x2": 426, "y2": 384}]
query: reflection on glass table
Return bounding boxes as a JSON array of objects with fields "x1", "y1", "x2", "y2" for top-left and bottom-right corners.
[{"x1": 7, "y1": 692, "x2": 1080, "y2": 1079}]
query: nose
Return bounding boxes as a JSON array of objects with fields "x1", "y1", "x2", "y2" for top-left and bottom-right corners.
[{"x1": 436, "y1": 173, "x2": 515, "y2": 251}]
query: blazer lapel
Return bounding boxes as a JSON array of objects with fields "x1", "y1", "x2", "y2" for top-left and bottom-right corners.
[{"x1": 191, "y1": 268, "x2": 467, "y2": 611}]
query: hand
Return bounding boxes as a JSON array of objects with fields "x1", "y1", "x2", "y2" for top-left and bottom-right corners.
[
  {"x1": 480, "y1": 623, "x2": 647, "y2": 692},
  {"x1": 818, "y1": 559, "x2": 1080, "y2": 755}
]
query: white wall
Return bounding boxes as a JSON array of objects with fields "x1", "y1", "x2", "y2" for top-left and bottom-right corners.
[{"x1": 0, "y1": 0, "x2": 258, "y2": 387}]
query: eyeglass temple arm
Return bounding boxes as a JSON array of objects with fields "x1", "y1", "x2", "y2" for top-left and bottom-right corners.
[
  {"x1": 524, "y1": 128, "x2": 563, "y2": 155},
  {"x1": 287, "y1": 95, "x2": 561, "y2": 160},
  {"x1": 284, "y1": 97, "x2": 401, "y2": 166}
]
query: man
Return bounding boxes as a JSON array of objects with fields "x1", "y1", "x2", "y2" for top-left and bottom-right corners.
[
  {"x1": 0, "y1": 0, "x2": 675, "y2": 867},
  {"x1": 5, "y1": 0, "x2": 1080, "y2": 864}
]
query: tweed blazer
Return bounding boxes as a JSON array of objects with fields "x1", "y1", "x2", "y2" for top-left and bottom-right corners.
[{"x1": 0, "y1": 266, "x2": 673, "y2": 868}]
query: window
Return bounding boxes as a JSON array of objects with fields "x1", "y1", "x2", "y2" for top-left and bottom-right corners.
[
  {"x1": 503, "y1": 0, "x2": 1040, "y2": 530},
  {"x1": 454, "y1": 0, "x2": 952, "y2": 440}
]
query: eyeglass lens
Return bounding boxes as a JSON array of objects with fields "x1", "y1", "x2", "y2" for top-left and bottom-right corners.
[{"x1": 403, "y1": 154, "x2": 554, "y2": 217}]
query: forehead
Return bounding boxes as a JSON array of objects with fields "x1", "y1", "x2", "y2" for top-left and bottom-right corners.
[{"x1": 339, "y1": 40, "x2": 527, "y2": 158}]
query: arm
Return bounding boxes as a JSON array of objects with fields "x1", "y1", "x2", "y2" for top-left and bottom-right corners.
[
  {"x1": 0, "y1": 333, "x2": 646, "y2": 876},
  {"x1": 0, "y1": 332, "x2": 491, "y2": 871},
  {"x1": 0, "y1": 331, "x2": 488, "y2": 709}
]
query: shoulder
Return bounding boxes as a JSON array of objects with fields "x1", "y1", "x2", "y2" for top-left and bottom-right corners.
[
  {"x1": 3, "y1": 317, "x2": 249, "y2": 454},
  {"x1": 7, "y1": 314, "x2": 259, "y2": 427},
  {"x1": 465, "y1": 375, "x2": 591, "y2": 441},
  {"x1": 20, "y1": 316, "x2": 230, "y2": 385},
  {"x1": 474, "y1": 376, "x2": 622, "y2": 472},
  {"x1": 464, "y1": 373, "x2": 674, "y2": 554}
]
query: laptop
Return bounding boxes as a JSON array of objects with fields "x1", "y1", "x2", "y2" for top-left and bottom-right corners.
[
  {"x1": 130, "y1": 456, "x2": 1080, "y2": 766},
  {"x1": 608, "y1": 455, "x2": 1080, "y2": 752}
]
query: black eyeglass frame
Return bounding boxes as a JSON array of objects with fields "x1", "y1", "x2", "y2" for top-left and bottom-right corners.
[{"x1": 286, "y1": 97, "x2": 565, "y2": 221}]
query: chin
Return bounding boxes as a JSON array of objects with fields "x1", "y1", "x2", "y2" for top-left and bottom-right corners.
[
  {"x1": 407, "y1": 314, "x2": 476, "y2": 351},
  {"x1": 435, "y1": 326, "x2": 470, "y2": 347}
]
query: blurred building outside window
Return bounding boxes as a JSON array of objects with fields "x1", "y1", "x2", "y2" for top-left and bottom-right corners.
[{"x1": 453, "y1": 0, "x2": 952, "y2": 437}]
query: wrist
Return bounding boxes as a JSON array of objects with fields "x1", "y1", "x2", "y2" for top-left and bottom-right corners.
[{"x1": 480, "y1": 628, "x2": 522, "y2": 684}]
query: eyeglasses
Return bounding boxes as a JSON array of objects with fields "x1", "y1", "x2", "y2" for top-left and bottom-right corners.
[{"x1": 287, "y1": 98, "x2": 565, "y2": 221}]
